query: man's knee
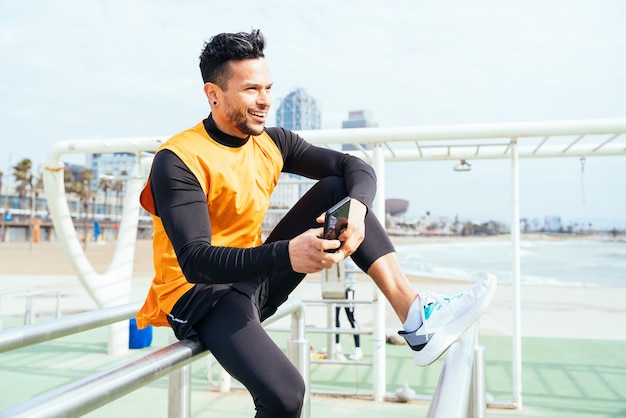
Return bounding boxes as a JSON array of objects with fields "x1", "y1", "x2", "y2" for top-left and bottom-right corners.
[{"x1": 257, "y1": 374, "x2": 305, "y2": 417}]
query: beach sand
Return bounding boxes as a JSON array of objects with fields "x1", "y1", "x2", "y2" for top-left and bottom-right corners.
[{"x1": 1, "y1": 238, "x2": 625, "y2": 341}]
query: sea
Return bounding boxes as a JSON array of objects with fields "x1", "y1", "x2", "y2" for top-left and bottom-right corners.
[{"x1": 395, "y1": 239, "x2": 626, "y2": 287}]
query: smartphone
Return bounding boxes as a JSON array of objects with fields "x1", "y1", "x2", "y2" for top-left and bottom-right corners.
[{"x1": 323, "y1": 196, "x2": 351, "y2": 252}]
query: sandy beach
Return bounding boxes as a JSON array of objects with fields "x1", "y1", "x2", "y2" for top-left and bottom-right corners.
[{"x1": 1, "y1": 237, "x2": 625, "y2": 341}]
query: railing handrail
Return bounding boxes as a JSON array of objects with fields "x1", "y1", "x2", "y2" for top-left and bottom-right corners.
[
  {"x1": 0, "y1": 302, "x2": 142, "y2": 353},
  {"x1": 0, "y1": 338, "x2": 207, "y2": 418},
  {"x1": 427, "y1": 324, "x2": 481, "y2": 418},
  {"x1": 0, "y1": 298, "x2": 309, "y2": 418}
]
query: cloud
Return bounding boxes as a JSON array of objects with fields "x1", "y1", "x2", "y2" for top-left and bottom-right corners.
[{"x1": 0, "y1": 0, "x2": 624, "y2": 223}]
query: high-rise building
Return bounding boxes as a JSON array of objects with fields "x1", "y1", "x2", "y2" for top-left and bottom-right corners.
[
  {"x1": 275, "y1": 88, "x2": 321, "y2": 130},
  {"x1": 87, "y1": 152, "x2": 138, "y2": 191},
  {"x1": 341, "y1": 110, "x2": 377, "y2": 151},
  {"x1": 266, "y1": 88, "x2": 321, "y2": 235},
  {"x1": 341, "y1": 110, "x2": 378, "y2": 129}
]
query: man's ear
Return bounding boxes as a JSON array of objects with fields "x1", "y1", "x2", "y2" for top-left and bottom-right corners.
[{"x1": 203, "y1": 82, "x2": 219, "y2": 104}]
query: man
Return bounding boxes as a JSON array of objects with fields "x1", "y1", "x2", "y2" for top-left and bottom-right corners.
[
  {"x1": 136, "y1": 29, "x2": 496, "y2": 418},
  {"x1": 334, "y1": 258, "x2": 362, "y2": 361}
]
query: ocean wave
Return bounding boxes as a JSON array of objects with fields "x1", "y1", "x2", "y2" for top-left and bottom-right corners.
[{"x1": 396, "y1": 240, "x2": 625, "y2": 287}]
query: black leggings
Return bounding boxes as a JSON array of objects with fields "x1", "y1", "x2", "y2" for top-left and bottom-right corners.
[
  {"x1": 191, "y1": 176, "x2": 394, "y2": 418},
  {"x1": 260, "y1": 176, "x2": 395, "y2": 320},
  {"x1": 335, "y1": 289, "x2": 360, "y2": 346},
  {"x1": 195, "y1": 290, "x2": 305, "y2": 417}
]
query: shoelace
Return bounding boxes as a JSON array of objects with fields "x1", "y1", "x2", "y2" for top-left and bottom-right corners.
[{"x1": 419, "y1": 291, "x2": 460, "y2": 332}]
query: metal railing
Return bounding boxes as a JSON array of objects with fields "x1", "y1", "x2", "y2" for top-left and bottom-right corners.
[
  {"x1": 0, "y1": 288, "x2": 62, "y2": 329},
  {"x1": 0, "y1": 293, "x2": 485, "y2": 418},
  {"x1": 0, "y1": 302, "x2": 140, "y2": 354},
  {"x1": 41, "y1": 119, "x2": 626, "y2": 408},
  {"x1": 427, "y1": 324, "x2": 484, "y2": 418},
  {"x1": 0, "y1": 299, "x2": 310, "y2": 418}
]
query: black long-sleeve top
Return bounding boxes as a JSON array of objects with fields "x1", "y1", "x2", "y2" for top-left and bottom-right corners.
[{"x1": 149, "y1": 115, "x2": 377, "y2": 285}]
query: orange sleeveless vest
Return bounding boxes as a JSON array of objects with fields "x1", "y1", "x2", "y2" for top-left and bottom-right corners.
[{"x1": 136, "y1": 122, "x2": 283, "y2": 328}]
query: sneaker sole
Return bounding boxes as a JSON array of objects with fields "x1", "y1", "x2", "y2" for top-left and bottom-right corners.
[{"x1": 412, "y1": 274, "x2": 497, "y2": 366}]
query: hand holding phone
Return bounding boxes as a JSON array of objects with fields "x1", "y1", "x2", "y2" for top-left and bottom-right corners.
[{"x1": 322, "y1": 197, "x2": 351, "y2": 252}]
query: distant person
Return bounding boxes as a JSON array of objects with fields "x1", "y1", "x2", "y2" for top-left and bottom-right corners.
[
  {"x1": 334, "y1": 258, "x2": 362, "y2": 361},
  {"x1": 93, "y1": 221, "x2": 101, "y2": 241},
  {"x1": 135, "y1": 29, "x2": 496, "y2": 418}
]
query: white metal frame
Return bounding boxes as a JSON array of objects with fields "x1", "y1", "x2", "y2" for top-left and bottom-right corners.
[
  {"x1": 0, "y1": 299, "x2": 309, "y2": 418},
  {"x1": 42, "y1": 118, "x2": 626, "y2": 407}
]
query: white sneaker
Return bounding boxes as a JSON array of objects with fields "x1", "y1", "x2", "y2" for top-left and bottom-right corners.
[
  {"x1": 398, "y1": 274, "x2": 497, "y2": 366},
  {"x1": 334, "y1": 343, "x2": 346, "y2": 361},
  {"x1": 348, "y1": 347, "x2": 363, "y2": 361}
]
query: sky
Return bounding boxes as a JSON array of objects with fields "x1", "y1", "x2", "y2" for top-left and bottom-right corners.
[{"x1": 1, "y1": 0, "x2": 625, "y2": 227}]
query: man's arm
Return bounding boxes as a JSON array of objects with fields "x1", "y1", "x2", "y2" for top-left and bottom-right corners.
[
  {"x1": 266, "y1": 127, "x2": 377, "y2": 208},
  {"x1": 266, "y1": 127, "x2": 374, "y2": 258},
  {"x1": 149, "y1": 149, "x2": 292, "y2": 284}
]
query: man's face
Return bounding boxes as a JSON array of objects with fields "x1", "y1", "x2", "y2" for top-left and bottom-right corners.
[{"x1": 212, "y1": 58, "x2": 273, "y2": 139}]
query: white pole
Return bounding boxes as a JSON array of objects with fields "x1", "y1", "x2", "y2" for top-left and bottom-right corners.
[
  {"x1": 42, "y1": 151, "x2": 149, "y2": 355},
  {"x1": 510, "y1": 139, "x2": 523, "y2": 408},
  {"x1": 371, "y1": 143, "x2": 386, "y2": 402}
]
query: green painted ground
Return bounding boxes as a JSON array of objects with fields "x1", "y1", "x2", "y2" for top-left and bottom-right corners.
[{"x1": 1, "y1": 316, "x2": 624, "y2": 417}]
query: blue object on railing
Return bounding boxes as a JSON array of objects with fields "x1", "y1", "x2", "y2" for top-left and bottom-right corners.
[{"x1": 129, "y1": 318, "x2": 152, "y2": 349}]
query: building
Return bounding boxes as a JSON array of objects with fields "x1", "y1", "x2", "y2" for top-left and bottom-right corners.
[
  {"x1": 543, "y1": 216, "x2": 563, "y2": 232},
  {"x1": 341, "y1": 110, "x2": 377, "y2": 152},
  {"x1": 87, "y1": 152, "x2": 138, "y2": 191},
  {"x1": 275, "y1": 88, "x2": 321, "y2": 131},
  {"x1": 266, "y1": 88, "x2": 321, "y2": 234},
  {"x1": 341, "y1": 110, "x2": 378, "y2": 129}
]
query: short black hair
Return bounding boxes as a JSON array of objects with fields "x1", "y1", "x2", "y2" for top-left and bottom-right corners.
[{"x1": 199, "y1": 29, "x2": 266, "y2": 89}]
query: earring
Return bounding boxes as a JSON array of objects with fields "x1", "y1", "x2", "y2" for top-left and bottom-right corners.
[{"x1": 213, "y1": 101, "x2": 217, "y2": 105}]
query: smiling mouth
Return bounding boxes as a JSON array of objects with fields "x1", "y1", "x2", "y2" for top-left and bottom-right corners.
[{"x1": 249, "y1": 110, "x2": 266, "y2": 121}]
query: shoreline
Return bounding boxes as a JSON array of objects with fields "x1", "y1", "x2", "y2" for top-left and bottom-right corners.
[
  {"x1": 1, "y1": 237, "x2": 625, "y2": 341},
  {"x1": 0, "y1": 233, "x2": 623, "y2": 277},
  {"x1": 387, "y1": 231, "x2": 626, "y2": 245}
]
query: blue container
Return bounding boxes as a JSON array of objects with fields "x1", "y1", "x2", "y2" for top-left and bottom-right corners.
[{"x1": 129, "y1": 318, "x2": 153, "y2": 349}]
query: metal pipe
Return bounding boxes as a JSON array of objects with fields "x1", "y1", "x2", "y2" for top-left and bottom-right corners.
[
  {"x1": 326, "y1": 302, "x2": 335, "y2": 359},
  {"x1": 371, "y1": 143, "x2": 387, "y2": 402},
  {"x1": 169, "y1": 363, "x2": 192, "y2": 418},
  {"x1": 510, "y1": 139, "x2": 523, "y2": 408},
  {"x1": 39, "y1": 119, "x2": 626, "y2": 156},
  {"x1": 42, "y1": 154, "x2": 149, "y2": 355},
  {"x1": 426, "y1": 324, "x2": 477, "y2": 418},
  {"x1": 168, "y1": 333, "x2": 192, "y2": 418},
  {"x1": 0, "y1": 302, "x2": 141, "y2": 353},
  {"x1": 467, "y1": 345, "x2": 486, "y2": 418},
  {"x1": 287, "y1": 304, "x2": 310, "y2": 418},
  {"x1": 0, "y1": 339, "x2": 208, "y2": 418},
  {"x1": 0, "y1": 299, "x2": 308, "y2": 418},
  {"x1": 24, "y1": 292, "x2": 33, "y2": 325},
  {"x1": 0, "y1": 289, "x2": 36, "y2": 330}
]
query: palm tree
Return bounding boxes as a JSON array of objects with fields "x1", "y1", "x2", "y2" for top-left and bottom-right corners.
[
  {"x1": 112, "y1": 170, "x2": 128, "y2": 222},
  {"x1": 12, "y1": 158, "x2": 32, "y2": 210},
  {"x1": 32, "y1": 174, "x2": 46, "y2": 218},
  {"x1": 98, "y1": 173, "x2": 114, "y2": 220},
  {"x1": 63, "y1": 165, "x2": 81, "y2": 215},
  {"x1": 77, "y1": 169, "x2": 93, "y2": 249}
]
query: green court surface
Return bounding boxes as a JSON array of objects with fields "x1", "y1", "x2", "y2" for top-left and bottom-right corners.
[{"x1": 0, "y1": 316, "x2": 624, "y2": 417}]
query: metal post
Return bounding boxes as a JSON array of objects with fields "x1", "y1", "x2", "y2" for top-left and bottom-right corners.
[
  {"x1": 24, "y1": 292, "x2": 33, "y2": 325},
  {"x1": 467, "y1": 345, "x2": 486, "y2": 418},
  {"x1": 168, "y1": 363, "x2": 192, "y2": 418},
  {"x1": 168, "y1": 332, "x2": 192, "y2": 418},
  {"x1": 286, "y1": 307, "x2": 310, "y2": 418},
  {"x1": 371, "y1": 143, "x2": 386, "y2": 402},
  {"x1": 427, "y1": 324, "x2": 477, "y2": 418},
  {"x1": 510, "y1": 139, "x2": 523, "y2": 408},
  {"x1": 326, "y1": 302, "x2": 334, "y2": 359},
  {"x1": 219, "y1": 365, "x2": 231, "y2": 393},
  {"x1": 55, "y1": 291, "x2": 62, "y2": 319}
]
